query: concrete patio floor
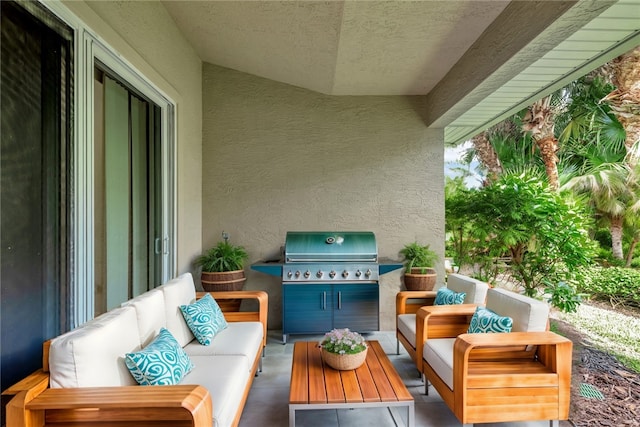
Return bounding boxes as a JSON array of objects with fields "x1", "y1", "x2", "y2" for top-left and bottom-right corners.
[{"x1": 238, "y1": 330, "x2": 570, "y2": 427}]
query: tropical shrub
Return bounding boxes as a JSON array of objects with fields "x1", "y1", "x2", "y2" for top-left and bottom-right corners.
[
  {"x1": 573, "y1": 266, "x2": 640, "y2": 307},
  {"x1": 449, "y1": 172, "x2": 596, "y2": 298},
  {"x1": 544, "y1": 281, "x2": 583, "y2": 313}
]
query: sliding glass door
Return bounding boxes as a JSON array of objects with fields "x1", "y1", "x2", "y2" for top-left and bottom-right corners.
[{"x1": 94, "y1": 70, "x2": 163, "y2": 314}]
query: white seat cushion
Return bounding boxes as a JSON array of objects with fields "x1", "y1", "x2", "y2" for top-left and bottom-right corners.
[
  {"x1": 157, "y1": 273, "x2": 197, "y2": 347},
  {"x1": 447, "y1": 274, "x2": 489, "y2": 304},
  {"x1": 49, "y1": 306, "x2": 141, "y2": 388},
  {"x1": 183, "y1": 322, "x2": 263, "y2": 372},
  {"x1": 397, "y1": 314, "x2": 417, "y2": 348},
  {"x1": 485, "y1": 288, "x2": 549, "y2": 332},
  {"x1": 423, "y1": 338, "x2": 456, "y2": 390},
  {"x1": 185, "y1": 355, "x2": 251, "y2": 427}
]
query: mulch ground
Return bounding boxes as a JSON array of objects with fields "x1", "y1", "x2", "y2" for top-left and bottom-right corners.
[{"x1": 552, "y1": 304, "x2": 640, "y2": 426}]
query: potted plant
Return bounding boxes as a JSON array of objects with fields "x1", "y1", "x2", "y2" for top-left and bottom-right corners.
[
  {"x1": 319, "y1": 328, "x2": 368, "y2": 371},
  {"x1": 399, "y1": 242, "x2": 438, "y2": 291},
  {"x1": 195, "y1": 236, "x2": 248, "y2": 310}
]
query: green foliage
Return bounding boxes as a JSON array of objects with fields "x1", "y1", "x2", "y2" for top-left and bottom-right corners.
[
  {"x1": 195, "y1": 241, "x2": 248, "y2": 272},
  {"x1": 399, "y1": 242, "x2": 438, "y2": 273},
  {"x1": 446, "y1": 172, "x2": 595, "y2": 296},
  {"x1": 573, "y1": 266, "x2": 640, "y2": 307},
  {"x1": 544, "y1": 281, "x2": 583, "y2": 313}
]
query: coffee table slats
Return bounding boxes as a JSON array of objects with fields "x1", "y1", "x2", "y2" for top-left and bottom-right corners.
[
  {"x1": 364, "y1": 342, "x2": 397, "y2": 402},
  {"x1": 290, "y1": 342, "x2": 309, "y2": 404},
  {"x1": 339, "y1": 369, "x2": 364, "y2": 403},
  {"x1": 307, "y1": 342, "x2": 328, "y2": 403},
  {"x1": 323, "y1": 360, "x2": 346, "y2": 403},
  {"x1": 354, "y1": 362, "x2": 382, "y2": 402},
  {"x1": 370, "y1": 341, "x2": 414, "y2": 402}
]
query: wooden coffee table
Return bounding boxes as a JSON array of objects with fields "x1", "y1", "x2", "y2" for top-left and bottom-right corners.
[{"x1": 289, "y1": 340, "x2": 414, "y2": 427}]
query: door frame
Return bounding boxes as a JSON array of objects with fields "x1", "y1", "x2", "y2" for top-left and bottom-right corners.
[{"x1": 39, "y1": 1, "x2": 177, "y2": 327}]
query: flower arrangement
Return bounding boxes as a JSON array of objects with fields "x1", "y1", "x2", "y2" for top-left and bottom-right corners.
[{"x1": 320, "y1": 328, "x2": 367, "y2": 355}]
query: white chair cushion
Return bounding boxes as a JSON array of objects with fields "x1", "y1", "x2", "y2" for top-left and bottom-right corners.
[
  {"x1": 485, "y1": 288, "x2": 549, "y2": 332},
  {"x1": 49, "y1": 306, "x2": 141, "y2": 388},
  {"x1": 183, "y1": 322, "x2": 263, "y2": 372},
  {"x1": 397, "y1": 314, "x2": 417, "y2": 348},
  {"x1": 185, "y1": 355, "x2": 251, "y2": 427},
  {"x1": 158, "y1": 273, "x2": 196, "y2": 347},
  {"x1": 447, "y1": 274, "x2": 489, "y2": 304},
  {"x1": 122, "y1": 288, "x2": 166, "y2": 347},
  {"x1": 423, "y1": 338, "x2": 456, "y2": 390}
]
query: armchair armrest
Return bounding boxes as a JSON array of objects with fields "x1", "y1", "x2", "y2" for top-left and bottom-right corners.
[
  {"x1": 8, "y1": 384, "x2": 212, "y2": 427},
  {"x1": 396, "y1": 291, "x2": 437, "y2": 316},
  {"x1": 453, "y1": 331, "x2": 573, "y2": 418},
  {"x1": 197, "y1": 290, "x2": 268, "y2": 348},
  {"x1": 415, "y1": 304, "x2": 478, "y2": 369}
]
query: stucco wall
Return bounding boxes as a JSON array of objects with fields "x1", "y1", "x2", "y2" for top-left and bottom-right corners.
[
  {"x1": 62, "y1": 0, "x2": 203, "y2": 275},
  {"x1": 202, "y1": 64, "x2": 445, "y2": 331}
]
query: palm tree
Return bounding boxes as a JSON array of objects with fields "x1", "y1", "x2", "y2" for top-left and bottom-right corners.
[
  {"x1": 600, "y1": 46, "x2": 640, "y2": 167},
  {"x1": 522, "y1": 95, "x2": 561, "y2": 190},
  {"x1": 470, "y1": 131, "x2": 502, "y2": 184}
]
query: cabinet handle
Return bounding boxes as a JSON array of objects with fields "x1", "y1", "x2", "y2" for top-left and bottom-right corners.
[
  {"x1": 338, "y1": 291, "x2": 342, "y2": 310},
  {"x1": 322, "y1": 291, "x2": 326, "y2": 310}
]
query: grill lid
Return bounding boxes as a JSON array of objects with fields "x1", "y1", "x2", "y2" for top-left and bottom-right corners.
[{"x1": 284, "y1": 231, "x2": 377, "y2": 263}]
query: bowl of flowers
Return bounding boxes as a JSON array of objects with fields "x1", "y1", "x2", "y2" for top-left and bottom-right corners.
[{"x1": 319, "y1": 328, "x2": 368, "y2": 370}]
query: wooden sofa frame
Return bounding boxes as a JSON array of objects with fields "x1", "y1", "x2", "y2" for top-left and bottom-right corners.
[
  {"x1": 416, "y1": 304, "x2": 572, "y2": 426},
  {"x1": 4, "y1": 290, "x2": 268, "y2": 427},
  {"x1": 395, "y1": 290, "x2": 436, "y2": 362}
]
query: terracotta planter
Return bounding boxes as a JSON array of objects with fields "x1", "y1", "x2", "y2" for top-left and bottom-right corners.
[
  {"x1": 403, "y1": 267, "x2": 437, "y2": 291},
  {"x1": 321, "y1": 347, "x2": 368, "y2": 370},
  {"x1": 201, "y1": 270, "x2": 246, "y2": 311}
]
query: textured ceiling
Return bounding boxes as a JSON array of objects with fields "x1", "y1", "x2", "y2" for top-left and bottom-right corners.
[{"x1": 162, "y1": 0, "x2": 640, "y2": 144}]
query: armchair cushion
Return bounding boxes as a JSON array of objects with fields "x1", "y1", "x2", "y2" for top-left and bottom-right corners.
[
  {"x1": 434, "y1": 287, "x2": 466, "y2": 305},
  {"x1": 424, "y1": 338, "x2": 456, "y2": 389},
  {"x1": 180, "y1": 293, "x2": 228, "y2": 345},
  {"x1": 125, "y1": 327, "x2": 194, "y2": 385},
  {"x1": 397, "y1": 314, "x2": 417, "y2": 347},
  {"x1": 467, "y1": 306, "x2": 513, "y2": 333},
  {"x1": 447, "y1": 274, "x2": 490, "y2": 304},
  {"x1": 485, "y1": 287, "x2": 549, "y2": 332}
]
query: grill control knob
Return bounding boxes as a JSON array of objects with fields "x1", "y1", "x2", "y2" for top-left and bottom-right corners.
[
  {"x1": 329, "y1": 270, "x2": 337, "y2": 278},
  {"x1": 342, "y1": 270, "x2": 349, "y2": 278},
  {"x1": 295, "y1": 271, "x2": 301, "y2": 278},
  {"x1": 304, "y1": 270, "x2": 311, "y2": 279},
  {"x1": 355, "y1": 270, "x2": 362, "y2": 277},
  {"x1": 365, "y1": 269, "x2": 372, "y2": 278},
  {"x1": 287, "y1": 271, "x2": 293, "y2": 278},
  {"x1": 316, "y1": 270, "x2": 323, "y2": 278}
]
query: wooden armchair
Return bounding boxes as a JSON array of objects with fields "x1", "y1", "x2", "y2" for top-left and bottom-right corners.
[
  {"x1": 416, "y1": 287, "x2": 572, "y2": 426},
  {"x1": 396, "y1": 274, "x2": 489, "y2": 368}
]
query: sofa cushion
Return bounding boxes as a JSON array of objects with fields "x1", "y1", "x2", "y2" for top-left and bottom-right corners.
[
  {"x1": 185, "y1": 355, "x2": 251, "y2": 427},
  {"x1": 423, "y1": 338, "x2": 456, "y2": 390},
  {"x1": 397, "y1": 314, "x2": 417, "y2": 348},
  {"x1": 434, "y1": 287, "x2": 466, "y2": 305},
  {"x1": 485, "y1": 287, "x2": 549, "y2": 332},
  {"x1": 183, "y1": 322, "x2": 263, "y2": 372},
  {"x1": 447, "y1": 274, "x2": 490, "y2": 304},
  {"x1": 125, "y1": 327, "x2": 194, "y2": 385},
  {"x1": 467, "y1": 306, "x2": 513, "y2": 333},
  {"x1": 180, "y1": 293, "x2": 228, "y2": 345},
  {"x1": 158, "y1": 273, "x2": 197, "y2": 347},
  {"x1": 49, "y1": 306, "x2": 141, "y2": 388},
  {"x1": 122, "y1": 288, "x2": 166, "y2": 347}
]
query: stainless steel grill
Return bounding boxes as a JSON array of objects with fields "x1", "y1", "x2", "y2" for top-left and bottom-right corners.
[
  {"x1": 282, "y1": 231, "x2": 379, "y2": 283},
  {"x1": 252, "y1": 231, "x2": 402, "y2": 343}
]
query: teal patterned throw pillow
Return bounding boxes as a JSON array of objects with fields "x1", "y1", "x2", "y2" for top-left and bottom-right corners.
[
  {"x1": 180, "y1": 293, "x2": 228, "y2": 345},
  {"x1": 434, "y1": 287, "x2": 466, "y2": 305},
  {"x1": 467, "y1": 306, "x2": 513, "y2": 333},
  {"x1": 125, "y1": 327, "x2": 194, "y2": 385}
]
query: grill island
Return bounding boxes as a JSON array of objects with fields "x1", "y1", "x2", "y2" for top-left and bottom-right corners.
[{"x1": 252, "y1": 231, "x2": 402, "y2": 343}]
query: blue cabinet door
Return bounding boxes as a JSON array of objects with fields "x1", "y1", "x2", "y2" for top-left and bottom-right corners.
[
  {"x1": 283, "y1": 284, "x2": 332, "y2": 335},
  {"x1": 333, "y1": 284, "x2": 379, "y2": 332}
]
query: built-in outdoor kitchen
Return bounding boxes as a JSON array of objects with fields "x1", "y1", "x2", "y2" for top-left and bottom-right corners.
[{"x1": 252, "y1": 231, "x2": 402, "y2": 343}]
